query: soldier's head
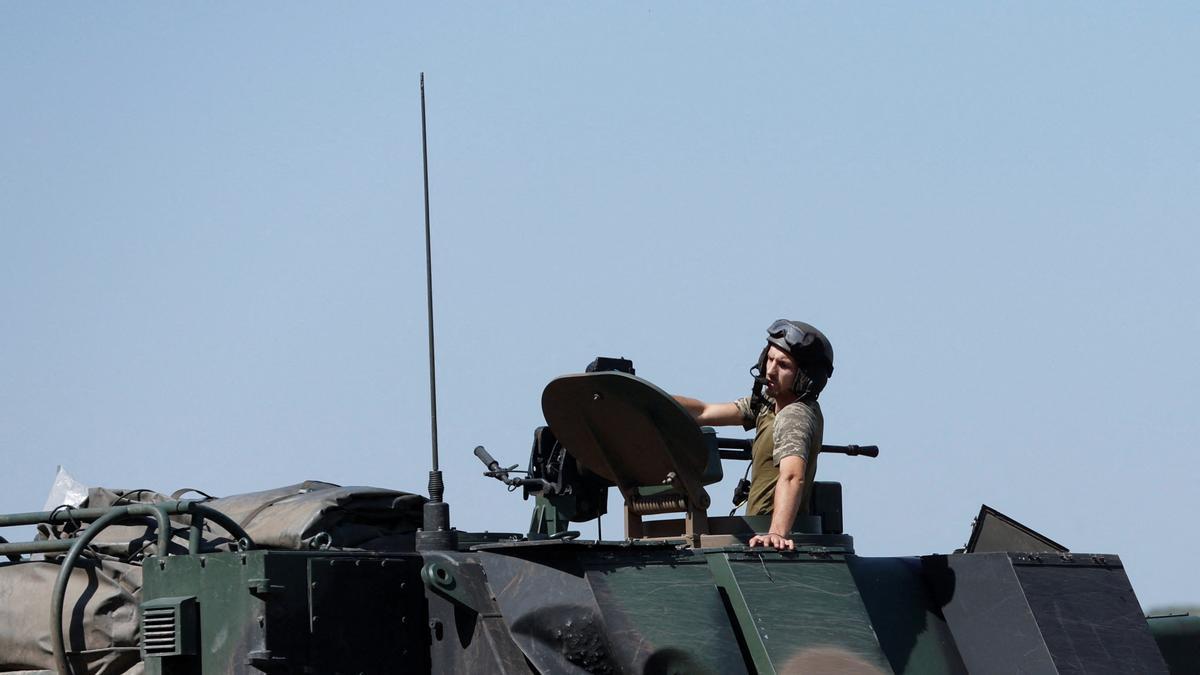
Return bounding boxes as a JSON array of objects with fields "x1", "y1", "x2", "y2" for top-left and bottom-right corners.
[{"x1": 757, "y1": 319, "x2": 834, "y2": 401}]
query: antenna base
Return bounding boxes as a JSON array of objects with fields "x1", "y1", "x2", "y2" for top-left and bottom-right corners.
[{"x1": 416, "y1": 501, "x2": 457, "y2": 551}]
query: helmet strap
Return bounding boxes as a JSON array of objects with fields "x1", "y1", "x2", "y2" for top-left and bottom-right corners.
[{"x1": 749, "y1": 345, "x2": 769, "y2": 412}]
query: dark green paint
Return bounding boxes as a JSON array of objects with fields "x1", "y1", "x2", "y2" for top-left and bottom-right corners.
[
  {"x1": 725, "y1": 553, "x2": 892, "y2": 673},
  {"x1": 705, "y1": 551, "x2": 777, "y2": 675},
  {"x1": 848, "y1": 556, "x2": 967, "y2": 674},
  {"x1": 142, "y1": 550, "x2": 426, "y2": 675},
  {"x1": 584, "y1": 555, "x2": 748, "y2": 674}
]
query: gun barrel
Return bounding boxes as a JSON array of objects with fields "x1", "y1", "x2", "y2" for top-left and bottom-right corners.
[
  {"x1": 827, "y1": 444, "x2": 879, "y2": 457},
  {"x1": 716, "y1": 438, "x2": 880, "y2": 460}
]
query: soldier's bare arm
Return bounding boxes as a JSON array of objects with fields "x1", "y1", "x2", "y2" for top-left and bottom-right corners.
[
  {"x1": 673, "y1": 396, "x2": 743, "y2": 426},
  {"x1": 748, "y1": 455, "x2": 806, "y2": 550}
]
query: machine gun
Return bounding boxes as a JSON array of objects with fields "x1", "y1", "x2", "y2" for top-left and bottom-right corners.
[{"x1": 475, "y1": 429, "x2": 612, "y2": 539}]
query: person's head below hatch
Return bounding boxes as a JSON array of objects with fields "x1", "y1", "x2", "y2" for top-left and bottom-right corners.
[{"x1": 754, "y1": 319, "x2": 835, "y2": 405}]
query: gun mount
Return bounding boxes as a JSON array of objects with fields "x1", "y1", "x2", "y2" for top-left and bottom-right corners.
[{"x1": 480, "y1": 362, "x2": 878, "y2": 549}]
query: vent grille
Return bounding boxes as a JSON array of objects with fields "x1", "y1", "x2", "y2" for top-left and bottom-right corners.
[{"x1": 142, "y1": 606, "x2": 179, "y2": 655}]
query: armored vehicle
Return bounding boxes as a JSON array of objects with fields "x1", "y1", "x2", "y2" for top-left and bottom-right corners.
[{"x1": 1, "y1": 363, "x2": 1196, "y2": 674}]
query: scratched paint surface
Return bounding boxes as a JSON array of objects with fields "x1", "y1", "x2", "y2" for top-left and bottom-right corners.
[
  {"x1": 585, "y1": 557, "x2": 748, "y2": 675},
  {"x1": 729, "y1": 556, "x2": 892, "y2": 672}
]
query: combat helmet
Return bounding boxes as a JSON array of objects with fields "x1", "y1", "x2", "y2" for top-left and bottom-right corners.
[{"x1": 753, "y1": 319, "x2": 834, "y2": 401}]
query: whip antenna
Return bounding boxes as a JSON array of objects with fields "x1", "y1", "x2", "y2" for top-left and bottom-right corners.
[
  {"x1": 416, "y1": 72, "x2": 455, "y2": 551},
  {"x1": 421, "y1": 73, "x2": 440, "y2": 479}
]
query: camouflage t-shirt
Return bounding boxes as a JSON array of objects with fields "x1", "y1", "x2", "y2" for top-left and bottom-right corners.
[{"x1": 734, "y1": 395, "x2": 823, "y2": 516}]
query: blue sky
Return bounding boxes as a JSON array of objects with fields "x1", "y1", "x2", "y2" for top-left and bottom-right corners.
[{"x1": 1, "y1": 5, "x2": 1196, "y2": 609}]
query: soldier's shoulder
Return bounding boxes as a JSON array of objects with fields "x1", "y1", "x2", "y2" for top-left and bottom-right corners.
[{"x1": 781, "y1": 399, "x2": 821, "y2": 419}]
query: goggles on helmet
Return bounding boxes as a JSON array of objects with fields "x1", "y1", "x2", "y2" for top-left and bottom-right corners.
[
  {"x1": 767, "y1": 319, "x2": 815, "y2": 351},
  {"x1": 765, "y1": 319, "x2": 834, "y2": 377}
]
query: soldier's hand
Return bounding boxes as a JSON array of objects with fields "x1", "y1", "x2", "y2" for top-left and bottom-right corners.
[{"x1": 748, "y1": 532, "x2": 794, "y2": 550}]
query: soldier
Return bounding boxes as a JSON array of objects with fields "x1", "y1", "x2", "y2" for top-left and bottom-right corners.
[{"x1": 675, "y1": 319, "x2": 834, "y2": 550}]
